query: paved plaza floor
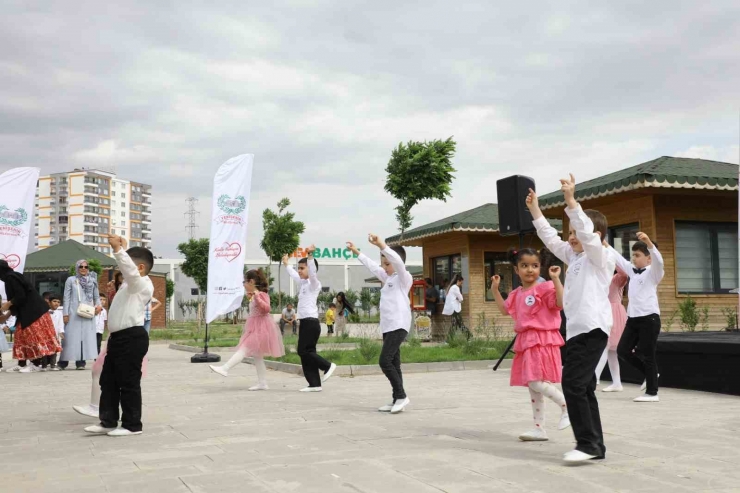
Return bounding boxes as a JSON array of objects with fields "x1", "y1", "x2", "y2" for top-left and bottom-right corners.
[{"x1": 2, "y1": 344, "x2": 740, "y2": 493}]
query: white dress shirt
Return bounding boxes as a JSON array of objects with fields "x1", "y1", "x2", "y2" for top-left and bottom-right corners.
[
  {"x1": 533, "y1": 204, "x2": 615, "y2": 340},
  {"x1": 609, "y1": 246, "x2": 665, "y2": 317},
  {"x1": 442, "y1": 284, "x2": 463, "y2": 315},
  {"x1": 286, "y1": 258, "x2": 321, "y2": 320},
  {"x1": 51, "y1": 307, "x2": 65, "y2": 336},
  {"x1": 358, "y1": 247, "x2": 413, "y2": 334},
  {"x1": 96, "y1": 307, "x2": 107, "y2": 334},
  {"x1": 107, "y1": 249, "x2": 154, "y2": 334}
]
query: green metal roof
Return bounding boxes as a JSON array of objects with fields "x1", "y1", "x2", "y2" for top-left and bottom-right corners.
[
  {"x1": 539, "y1": 156, "x2": 739, "y2": 210},
  {"x1": 24, "y1": 240, "x2": 117, "y2": 273},
  {"x1": 386, "y1": 203, "x2": 562, "y2": 246}
]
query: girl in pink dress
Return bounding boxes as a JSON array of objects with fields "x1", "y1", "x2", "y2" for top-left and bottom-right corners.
[
  {"x1": 210, "y1": 269, "x2": 284, "y2": 390},
  {"x1": 596, "y1": 269, "x2": 629, "y2": 392},
  {"x1": 491, "y1": 248, "x2": 568, "y2": 442}
]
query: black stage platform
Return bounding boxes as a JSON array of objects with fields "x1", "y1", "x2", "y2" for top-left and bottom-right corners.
[{"x1": 599, "y1": 331, "x2": 740, "y2": 396}]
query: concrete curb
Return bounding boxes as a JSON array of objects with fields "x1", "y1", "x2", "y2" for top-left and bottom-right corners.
[{"x1": 169, "y1": 344, "x2": 513, "y2": 375}]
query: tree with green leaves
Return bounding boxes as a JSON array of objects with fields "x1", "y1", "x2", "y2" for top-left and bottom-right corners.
[
  {"x1": 260, "y1": 198, "x2": 305, "y2": 308},
  {"x1": 165, "y1": 279, "x2": 175, "y2": 326},
  {"x1": 385, "y1": 137, "x2": 457, "y2": 239},
  {"x1": 177, "y1": 238, "x2": 210, "y2": 326},
  {"x1": 360, "y1": 288, "x2": 373, "y2": 317}
]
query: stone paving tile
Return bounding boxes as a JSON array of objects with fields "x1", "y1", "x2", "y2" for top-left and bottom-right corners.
[{"x1": 2, "y1": 345, "x2": 740, "y2": 493}]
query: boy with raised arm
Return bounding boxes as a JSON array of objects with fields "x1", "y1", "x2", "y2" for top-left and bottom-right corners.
[
  {"x1": 284, "y1": 245, "x2": 336, "y2": 392},
  {"x1": 348, "y1": 234, "x2": 413, "y2": 414},
  {"x1": 527, "y1": 174, "x2": 616, "y2": 463}
]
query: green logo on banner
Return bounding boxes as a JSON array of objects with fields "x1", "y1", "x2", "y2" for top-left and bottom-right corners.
[
  {"x1": 0, "y1": 206, "x2": 28, "y2": 227},
  {"x1": 217, "y1": 195, "x2": 246, "y2": 215}
]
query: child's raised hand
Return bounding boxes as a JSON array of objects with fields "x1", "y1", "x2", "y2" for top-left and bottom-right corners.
[
  {"x1": 559, "y1": 173, "x2": 576, "y2": 204},
  {"x1": 106, "y1": 233, "x2": 126, "y2": 252},
  {"x1": 525, "y1": 188, "x2": 539, "y2": 211},
  {"x1": 636, "y1": 231, "x2": 653, "y2": 248},
  {"x1": 368, "y1": 234, "x2": 387, "y2": 249},
  {"x1": 306, "y1": 244, "x2": 316, "y2": 256},
  {"x1": 281, "y1": 254, "x2": 290, "y2": 266},
  {"x1": 549, "y1": 266, "x2": 561, "y2": 279},
  {"x1": 490, "y1": 275, "x2": 501, "y2": 289},
  {"x1": 346, "y1": 241, "x2": 360, "y2": 255}
]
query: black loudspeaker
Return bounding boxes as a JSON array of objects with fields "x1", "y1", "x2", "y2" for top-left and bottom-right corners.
[{"x1": 496, "y1": 175, "x2": 536, "y2": 236}]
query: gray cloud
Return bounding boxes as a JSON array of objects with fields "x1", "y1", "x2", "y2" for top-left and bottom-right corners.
[{"x1": 1, "y1": 1, "x2": 738, "y2": 260}]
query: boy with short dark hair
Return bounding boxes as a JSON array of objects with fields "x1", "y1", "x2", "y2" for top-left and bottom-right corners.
[
  {"x1": 527, "y1": 174, "x2": 616, "y2": 463},
  {"x1": 610, "y1": 234, "x2": 664, "y2": 402},
  {"x1": 326, "y1": 303, "x2": 336, "y2": 336},
  {"x1": 284, "y1": 246, "x2": 336, "y2": 392},
  {"x1": 47, "y1": 294, "x2": 64, "y2": 370},
  {"x1": 348, "y1": 234, "x2": 412, "y2": 414},
  {"x1": 96, "y1": 294, "x2": 108, "y2": 355},
  {"x1": 84, "y1": 236, "x2": 154, "y2": 437}
]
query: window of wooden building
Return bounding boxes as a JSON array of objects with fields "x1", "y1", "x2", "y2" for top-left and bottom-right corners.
[{"x1": 675, "y1": 221, "x2": 738, "y2": 294}]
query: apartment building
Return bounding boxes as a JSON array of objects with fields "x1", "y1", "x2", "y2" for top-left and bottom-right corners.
[{"x1": 35, "y1": 169, "x2": 152, "y2": 254}]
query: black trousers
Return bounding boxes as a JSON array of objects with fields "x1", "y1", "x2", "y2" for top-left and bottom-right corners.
[
  {"x1": 296, "y1": 318, "x2": 331, "y2": 387},
  {"x1": 562, "y1": 329, "x2": 608, "y2": 457},
  {"x1": 97, "y1": 333, "x2": 103, "y2": 355},
  {"x1": 279, "y1": 319, "x2": 296, "y2": 335},
  {"x1": 618, "y1": 314, "x2": 661, "y2": 395},
  {"x1": 380, "y1": 329, "x2": 407, "y2": 401},
  {"x1": 99, "y1": 326, "x2": 149, "y2": 432}
]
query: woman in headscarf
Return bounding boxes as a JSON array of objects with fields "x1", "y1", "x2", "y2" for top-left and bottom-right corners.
[
  {"x1": 334, "y1": 292, "x2": 355, "y2": 337},
  {"x1": 0, "y1": 259, "x2": 61, "y2": 370},
  {"x1": 60, "y1": 260, "x2": 101, "y2": 370}
]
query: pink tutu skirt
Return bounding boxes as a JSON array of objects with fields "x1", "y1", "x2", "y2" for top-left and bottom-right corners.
[
  {"x1": 608, "y1": 302, "x2": 627, "y2": 350},
  {"x1": 92, "y1": 345, "x2": 148, "y2": 377},
  {"x1": 510, "y1": 328, "x2": 564, "y2": 387},
  {"x1": 237, "y1": 314, "x2": 285, "y2": 358}
]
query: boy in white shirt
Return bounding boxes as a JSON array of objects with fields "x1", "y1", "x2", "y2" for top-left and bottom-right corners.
[
  {"x1": 348, "y1": 234, "x2": 413, "y2": 414},
  {"x1": 284, "y1": 245, "x2": 337, "y2": 392},
  {"x1": 610, "y1": 234, "x2": 664, "y2": 402},
  {"x1": 527, "y1": 174, "x2": 615, "y2": 463},
  {"x1": 48, "y1": 294, "x2": 65, "y2": 370},
  {"x1": 84, "y1": 234, "x2": 154, "y2": 437},
  {"x1": 96, "y1": 294, "x2": 108, "y2": 355}
]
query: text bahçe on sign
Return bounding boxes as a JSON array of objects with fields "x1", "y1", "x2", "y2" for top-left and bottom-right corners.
[{"x1": 291, "y1": 247, "x2": 360, "y2": 260}]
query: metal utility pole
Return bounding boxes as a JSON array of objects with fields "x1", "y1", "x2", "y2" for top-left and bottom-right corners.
[{"x1": 184, "y1": 197, "x2": 199, "y2": 240}]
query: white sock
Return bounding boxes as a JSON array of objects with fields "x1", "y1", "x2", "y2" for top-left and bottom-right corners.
[
  {"x1": 222, "y1": 349, "x2": 246, "y2": 371},
  {"x1": 607, "y1": 350, "x2": 621, "y2": 387},
  {"x1": 595, "y1": 348, "x2": 608, "y2": 383},
  {"x1": 254, "y1": 355, "x2": 267, "y2": 386},
  {"x1": 528, "y1": 388, "x2": 545, "y2": 430},
  {"x1": 529, "y1": 381, "x2": 567, "y2": 415},
  {"x1": 91, "y1": 364, "x2": 101, "y2": 407}
]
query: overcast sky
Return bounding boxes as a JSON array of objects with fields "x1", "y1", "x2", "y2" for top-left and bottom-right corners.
[{"x1": 1, "y1": 1, "x2": 738, "y2": 261}]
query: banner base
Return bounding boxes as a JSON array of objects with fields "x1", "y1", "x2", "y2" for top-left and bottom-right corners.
[{"x1": 191, "y1": 352, "x2": 221, "y2": 363}]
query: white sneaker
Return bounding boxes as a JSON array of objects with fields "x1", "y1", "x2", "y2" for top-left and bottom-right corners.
[
  {"x1": 391, "y1": 398, "x2": 410, "y2": 414},
  {"x1": 518, "y1": 428, "x2": 549, "y2": 441},
  {"x1": 633, "y1": 394, "x2": 659, "y2": 403},
  {"x1": 49, "y1": 366, "x2": 61, "y2": 371},
  {"x1": 73, "y1": 405, "x2": 99, "y2": 418},
  {"x1": 322, "y1": 363, "x2": 337, "y2": 383},
  {"x1": 107, "y1": 428, "x2": 142, "y2": 437},
  {"x1": 6, "y1": 365, "x2": 22, "y2": 372},
  {"x1": 248, "y1": 384, "x2": 269, "y2": 391},
  {"x1": 558, "y1": 413, "x2": 571, "y2": 431},
  {"x1": 602, "y1": 384, "x2": 624, "y2": 392},
  {"x1": 84, "y1": 425, "x2": 116, "y2": 435},
  {"x1": 299, "y1": 387, "x2": 322, "y2": 392},
  {"x1": 563, "y1": 450, "x2": 597, "y2": 462},
  {"x1": 19, "y1": 366, "x2": 34, "y2": 373},
  {"x1": 378, "y1": 402, "x2": 394, "y2": 412},
  {"x1": 209, "y1": 365, "x2": 228, "y2": 377}
]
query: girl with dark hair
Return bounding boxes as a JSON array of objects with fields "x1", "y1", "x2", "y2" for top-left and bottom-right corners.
[
  {"x1": 210, "y1": 269, "x2": 284, "y2": 390},
  {"x1": 0, "y1": 259, "x2": 61, "y2": 372},
  {"x1": 334, "y1": 291, "x2": 354, "y2": 337},
  {"x1": 491, "y1": 247, "x2": 569, "y2": 442},
  {"x1": 442, "y1": 274, "x2": 465, "y2": 331},
  {"x1": 107, "y1": 271, "x2": 123, "y2": 304}
]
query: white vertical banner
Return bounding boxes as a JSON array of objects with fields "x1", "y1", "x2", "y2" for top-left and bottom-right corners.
[
  {"x1": 0, "y1": 167, "x2": 40, "y2": 299},
  {"x1": 206, "y1": 154, "x2": 254, "y2": 324}
]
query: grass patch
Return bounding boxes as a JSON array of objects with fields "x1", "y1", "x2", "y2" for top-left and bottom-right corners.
[
  {"x1": 268, "y1": 339, "x2": 513, "y2": 365},
  {"x1": 173, "y1": 334, "x2": 367, "y2": 347}
]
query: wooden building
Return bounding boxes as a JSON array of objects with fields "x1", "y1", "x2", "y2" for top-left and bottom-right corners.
[
  {"x1": 387, "y1": 156, "x2": 738, "y2": 334},
  {"x1": 538, "y1": 156, "x2": 738, "y2": 330}
]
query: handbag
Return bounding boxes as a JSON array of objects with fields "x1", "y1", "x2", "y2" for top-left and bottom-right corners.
[{"x1": 75, "y1": 280, "x2": 96, "y2": 319}]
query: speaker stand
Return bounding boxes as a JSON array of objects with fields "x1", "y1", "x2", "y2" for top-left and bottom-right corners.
[{"x1": 494, "y1": 231, "x2": 525, "y2": 371}]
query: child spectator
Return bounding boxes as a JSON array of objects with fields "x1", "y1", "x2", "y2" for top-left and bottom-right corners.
[{"x1": 326, "y1": 303, "x2": 336, "y2": 336}]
